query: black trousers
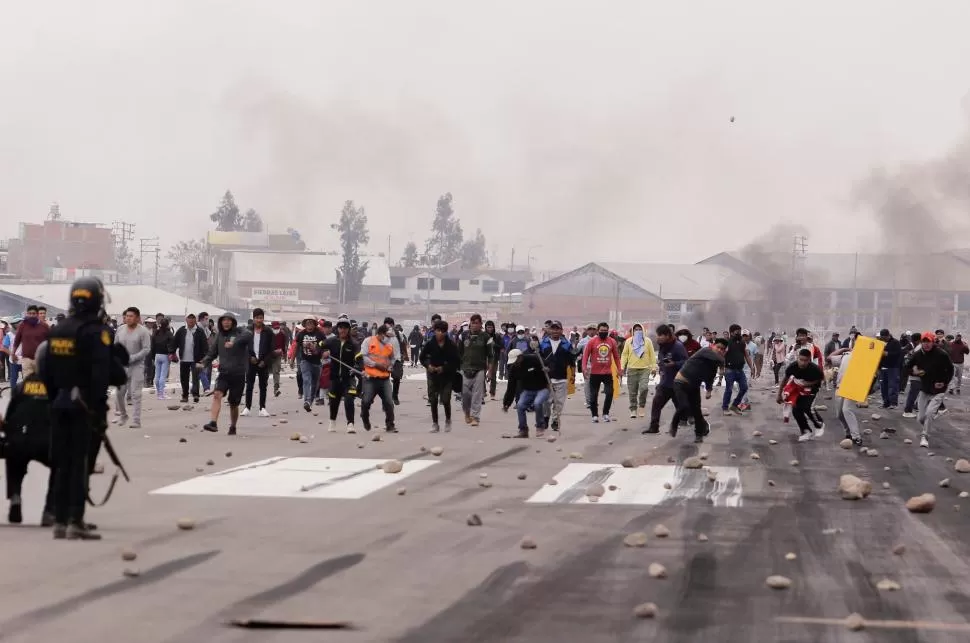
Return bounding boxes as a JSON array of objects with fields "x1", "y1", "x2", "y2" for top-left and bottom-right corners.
[
  {"x1": 361, "y1": 378, "x2": 394, "y2": 429},
  {"x1": 245, "y1": 365, "x2": 269, "y2": 410},
  {"x1": 649, "y1": 384, "x2": 675, "y2": 431},
  {"x1": 328, "y1": 379, "x2": 356, "y2": 423},
  {"x1": 773, "y1": 362, "x2": 784, "y2": 384},
  {"x1": 392, "y1": 377, "x2": 402, "y2": 403},
  {"x1": 671, "y1": 380, "x2": 709, "y2": 436},
  {"x1": 427, "y1": 374, "x2": 453, "y2": 424},
  {"x1": 487, "y1": 361, "x2": 498, "y2": 397},
  {"x1": 295, "y1": 358, "x2": 303, "y2": 396},
  {"x1": 179, "y1": 361, "x2": 200, "y2": 399},
  {"x1": 791, "y1": 396, "x2": 814, "y2": 434},
  {"x1": 50, "y1": 409, "x2": 91, "y2": 526},
  {"x1": 5, "y1": 442, "x2": 56, "y2": 514},
  {"x1": 588, "y1": 373, "x2": 614, "y2": 417}
]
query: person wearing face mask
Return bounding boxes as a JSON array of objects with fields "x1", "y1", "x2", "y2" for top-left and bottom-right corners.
[
  {"x1": 457, "y1": 314, "x2": 494, "y2": 426},
  {"x1": 538, "y1": 321, "x2": 575, "y2": 432},
  {"x1": 676, "y1": 329, "x2": 701, "y2": 356},
  {"x1": 483, "y1": 320, "x2": 502, "y2": 400},
  {"x1": 270, "y1": 320, "x2": 287, "y2": 398},
  {"x1": 358, "y1": 324, "x2": 396, "y2": 432},
  {"x1": 642, "y1": 324, "x2": 688, "y2": 434},
  {"x1": 620, "y1": 323, "x2": 657, "y2": 419},
  {"x1": 511, "y1": 325, "x2": 531, "y2": 354},
  {"x1": 582, "y1": 322, "x2": 621, "y2": 423}
]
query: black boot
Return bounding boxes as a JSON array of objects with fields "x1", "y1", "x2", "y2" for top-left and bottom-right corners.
[
  {"x1": 41, "y1": 511, "x2": 56, "y2": 527},
  {"x1": 67, "y1": 522, "x2": 102, "y2": 541},
  {"x1": 203, "y1": 421, "x2": 218, "y2": 432},
  {"x1": 52, "y1": 523, "x2": 68, "y2": 539},
  {"x1": 8, "y1": 500, "x2": 22, "y2": 524}
]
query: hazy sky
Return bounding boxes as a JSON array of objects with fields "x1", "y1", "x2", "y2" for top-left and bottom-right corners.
[{"x1": 3, "y1": 1, "x2": 970, "y2": 269}]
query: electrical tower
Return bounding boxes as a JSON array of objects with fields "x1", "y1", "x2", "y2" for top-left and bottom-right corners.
[
  {"x1": 47, "y1": 202, "x2": 61, "y2": 221},
  {"x1": 138, "y1": 237, "x2": 160, "y2": 286},
  {"x1": 791, "y1": 234, "x2": 808, "y2": 287}
]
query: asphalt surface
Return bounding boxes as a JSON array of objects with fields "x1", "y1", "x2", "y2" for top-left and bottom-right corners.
[{"x1": 2, "y1": 369, "x2": 970, "y2": 642}]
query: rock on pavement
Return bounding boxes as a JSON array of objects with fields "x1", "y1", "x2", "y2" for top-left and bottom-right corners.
[
  {"x1": 906, "y1": 494, "x2": 936, "y2": 513},
  {"x1": 839, "y1": 474, "x2": 872, "y2": 500}
]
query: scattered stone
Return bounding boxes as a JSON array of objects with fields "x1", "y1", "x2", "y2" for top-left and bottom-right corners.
[
  {"x1": 946, "y1": 457, "x2": 954, "y2": 463},
  {"x1": 699, "y1": 452, "x2": 709, "y2": 461},
  {"x1": 607, "y1": 440, "x2": 614, "y2": 446},
  {"x1": 495, "y1": 508, "x2": 504, "y2": 514},
  {"x1": 892, "y1": 544, "x2": 906, "y2": 555},
  {"x1": 882, "y1": 482, "x2": 890, "y2": 489},
  {"x1": 371, "y1": 433, "x2": 382, "y2": 442},
  {"x1": 547, "y1": 479, "x2": 559, "y2": 486},
  {"x1": 299, "y1": 435, "x2": 309, "y2": 444},
  {"x1": 860, "y1": 447, "x2": 869, "y2": 455},
  {"x1": 768, "y1": 480, "x2": 776, "y2": 487},
  {"x1": 648, "y1": 563, "x2": 667, "y2": 579},
  {"x1": 960, "y1": 491, "x2": 969, "y2": 499},
  {"x1": 790, "y1": 460, "x2": 800, "y2": 467},
  {"x1": 500, "y1": 433, "x2": 512, "y2": 439},
  {"x1": 586, "y1": 483, "x2": 606, "y2": 498},
  {"x1": 290, "y1": 433, "x2": 301, "y2": 441},
  {"x1": 556, "y1": 447, "x2": 563, "y2": 452},
  {"x1": 884, "y1": 466, "x2": 891, "y2": 471},
  {"x1": 121, "y1": 549, "x2": 137, "y2": 561},
  {"x1": 225, "y1": 451, "x2": 232, "y2": 458},
  {"x1": 382, "y1": 459, "x2": 404, "y2": 474},
  {"x1": 279, "y1": 419, "x2": 288, "y2": 425},
  {"x1": 568, "y1": 452, "x2": 584, "y2": 460},
  {"x1": 765, "y1": 575, "x2": 792, "y2": 590},
  {"x1": 479, "y1": 480, "x2": 493, "y2": 488},
  {"x1": 753, "y1": 430, "x2": 763, "y2": 437},
  {"x1": 903, "y1": 438, "x2": 913, "y2": 445},
  {"x1": 769, "y1": 439, "x2": 778, "y2": 445},
  {"x1": 396, "y1": 487, "x2": 406, "y2": 496},
  {"x1": 520, "y1": 537, "x2": 538, "y2": 550},
  {"x1": 822, "y1": 527, "x2": 843, "y2": 535},
  {"x1": 608, "y1": 484, "x2": 618, "y2": 491},
  {"x1": 633, "y1": 602, "x2": 657, "y2": 619},
  {"x1": 876, "y1": 578, "x2": 901, "y2": 591},
  {"x1": 683, "y1": 456, "x2": 704, "y2": 469},
  {"x1": 357, "y1": 443, "x2": 365, "y2": 449},
  {"x1": 663, "y1": 482, "x2": 672, "y2": 490},
  {"x1": 430, "y1": 446, "x2": 444, "y2": 456},
  {"x1": 621, "y1": 457, "x2": 637, "y2": 468},
  {"x1": 845, "y1": 613, "x2": 866, "y2": 631},
  {"x1": 750, "y1": 453, "x2": 761, "y2": 460},
  {"x1": 195, "y1": 467, "x2": 204, "y2": 472},
  {"x1": 176, "y1": 518, "x2": 195, "y2": 530},
  {"x1": 697, "y1": 533, "x2": 709, "y2": 542},
  {"x1": 653, "y1": 524, "x2": 670, "y2": 538},
  {"x1": 588, "y1": 496, "x2": 599, "y2": 503},
  {"x1": 940, "y1": 478, "x2": 951, "y2": 488},
  {"x1": 863, "y1": 428, "x2": 872, "y2": 435},
  {"x1": 466, "y1": 514, "x2": 483, "y2": 527},
  {"x1": 839, "y1": 474, "x2": 872, "y2": 500},
  {"x1": 420, "y1": 446, "x2": 428, "y2": 453},
  {"x1": 623, "y1": 532, "x2": 649, "y2": 547},
  {"x1": 167, "y1": 404, "x2": 181, "y2": 411},
  {"x1": 955, "y1": 459, "x2": 970, "y2": 473},
  {"x1": 928, "y1": 452, "x2": 935, "y2": 457},
  {"x1": 123, "y1": 568, "x2": 141, "y2": 578},
  {"x1": 879, "y1": 431, "x2": 889, "y2": 440},
  {"x1": 905, "y1": 493, "x2": 936, "y2": 513},
  {"x1": 785, "y1": 552, "x2": 797, "y2": 561},
  {"x1": 205, "y1": 459, "x2": 214, "y2": 466},
  {"x1": 871, "y1": 413, "x2": 882, "y2": 421},
  {"x1": 839, "y1": 439, "x2": 853, "y2": 449},
  {"x1": 178, "y1": 437, "x2": 187, "y2": 444},
  {"x1": 730, "y1": 453, "x2": 738, "y2": 459},
  {"x1": 867, "y1": 449, "x2": 879, "y2": 458},
  {"x1": 546, "y1": 435, "x2": 557, "y2": 443},
  {"x1": 181, "y1": 404, "x2": 194, "y2": 411},
  {"x1": 518, "y1": 472, "x2": 528, "y2": 480}
]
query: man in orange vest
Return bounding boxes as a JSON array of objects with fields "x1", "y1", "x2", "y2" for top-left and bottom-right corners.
[{"x1": 359, "y1": 323, "x2": 397, "y2": 432}]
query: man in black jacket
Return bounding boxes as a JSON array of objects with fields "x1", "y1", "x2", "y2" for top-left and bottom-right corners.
[
  {"x1": 324, "y1": 319, "x2": 361, "y2": 432},
  {"x1": 173, "y1": 313, "x2": 207, "y2": 403},
  {"x1": 419, "y1": 319, "x2": 461, "y2": 433},
  {"x1": 243, "y1": 308, "x2": 274, "y2": 417},
  {"x1": 671, "y1": 339, "x2": 727, "y2": 443},
  {"x1": 877, "y1": 328, "x2": 902, "y2": 409},
  {"x1": 645, "y1": 324, "x2": 688, "y2": 434},
  {"x1": 503, "y1": 348, "x2": 551, "y2": 438},
  {"x1": 904, "y1": 332, "x2": 954, "y2": 448}
]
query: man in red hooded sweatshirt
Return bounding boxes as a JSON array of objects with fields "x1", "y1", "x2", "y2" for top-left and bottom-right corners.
[{"x1": 582, "y1": 321, "x2": 621, "y2": 423}]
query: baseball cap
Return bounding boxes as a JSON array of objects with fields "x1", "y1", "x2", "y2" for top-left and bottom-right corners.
[
  {"x1": 741, "y1": 329, "x2": 750, "y2": 335},
  {"x1": 550, "y1": 320, "x2": 562, "y2": 329},
  {"x1": 921, "y1": 331, "x2": 936, "y2": 342},
  {"x1": 515, "y1": 325, "x2": 526, "y2": 333},
  {"x1": 507, "y1": 348, "x2": 523, "y2": 364}
]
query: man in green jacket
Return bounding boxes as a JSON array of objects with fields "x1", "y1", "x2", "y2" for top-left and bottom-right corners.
[{"x1": 458, "y1": 314, "x2": 494, "y2": 426}]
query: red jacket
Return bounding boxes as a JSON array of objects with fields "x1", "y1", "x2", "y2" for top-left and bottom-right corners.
[{"x1": 582, "y1": 336, "x2": 621, "y2": 376}]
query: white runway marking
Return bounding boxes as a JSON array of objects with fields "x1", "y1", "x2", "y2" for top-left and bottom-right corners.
[
  {"x1": 151, "y1": 457, "x2": 439, "y2": 500},
  {"x1": 526, "y1": 463, "x2": 743, "y2": 507}
]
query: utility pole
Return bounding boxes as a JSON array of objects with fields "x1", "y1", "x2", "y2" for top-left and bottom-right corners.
[
  {"x1": 111, "y1": 221, "x2": 135, "y2": 279},
  {"x1": 138, "y1": 237, "x2": 160, "y2": 286}
]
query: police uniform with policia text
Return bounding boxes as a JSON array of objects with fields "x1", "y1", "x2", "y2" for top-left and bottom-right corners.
[{"x1": 43, "y1": 278, "x2": 114, "y2": 540}]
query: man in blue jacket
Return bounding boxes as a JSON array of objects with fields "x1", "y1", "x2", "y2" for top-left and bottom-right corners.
[
  {"x1": 643, "y1": 324, "x2": 688, "y2": 434},
  {"x1": 539, "y1": 321, "x2": 575, "y2": 432}
]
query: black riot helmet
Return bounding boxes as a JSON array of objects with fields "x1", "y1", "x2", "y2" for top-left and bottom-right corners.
[{"x1": 68, "y1": 276, "x2": 105, "y2": 318}]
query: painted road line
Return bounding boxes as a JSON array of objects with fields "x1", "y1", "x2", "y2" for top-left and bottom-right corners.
[
  {"x1": 151, "y1": 457, "x2": 439, "y2": 500},
  {"x1": 776, "y1": 616, "x2": 970, "y2": 633},
  {"x1": 525, "y1": 463, "x2": 743, "y2": 507}
]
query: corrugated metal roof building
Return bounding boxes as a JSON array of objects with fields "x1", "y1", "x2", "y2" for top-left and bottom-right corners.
[{"x1": 0, "y1": 283, "x2": 226, "y2": 319}]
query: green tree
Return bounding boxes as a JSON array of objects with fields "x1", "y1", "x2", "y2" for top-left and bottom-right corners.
[
  {"x1": 401, "y1": 241, "x2": 418, "y2": 267},
  {"x1": 167, "y1": 239, "x2": 209, "y2": 282},
  {"x1": 424, "y1": 192, "x2": 463, "y2": 265},
  {"x1": 337, "y1": 200, "x2": 370, "y2": 302},
  {"x1": 210, "y1": 190, "x2": 242, "y2": 231},
  {"x1": 460, "y1": 228, "x2": 487, "y2": 269},
  {"x1": 242, "y1": 208, "x2": 264, "y2": 232}
]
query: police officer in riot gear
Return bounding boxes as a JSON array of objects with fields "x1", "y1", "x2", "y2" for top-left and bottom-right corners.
[{"x1": 42, "y1": 277, "x2": 113, "y2": 540}]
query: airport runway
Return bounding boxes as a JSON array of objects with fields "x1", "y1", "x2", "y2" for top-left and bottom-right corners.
[{"x1": 2, "y1": 370, "x2": 970, "y2": 642}]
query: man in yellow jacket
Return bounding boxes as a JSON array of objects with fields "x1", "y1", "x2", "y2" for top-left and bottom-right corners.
[{"x1": 621, "y1": 322, "x2": 657, "y2": 418}]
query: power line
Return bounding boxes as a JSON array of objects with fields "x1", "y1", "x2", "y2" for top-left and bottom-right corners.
[{"x1": 138, "y1": 237, "x2": 160, "y2": 286}]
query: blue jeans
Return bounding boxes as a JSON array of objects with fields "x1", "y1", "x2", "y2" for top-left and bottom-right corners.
[
  {"x1": 722, "y1": 368, "x2": 748, "y2": 410},
  {"x1": 300, "y1": 360, "x2": 322, "y2": 405},
  {"x1": 517, "y1": 388, "x2": 550, "y2": 430},
  {"x1": 154, "y1": 354, "x2": 170, "y2": 395},
  {"x1": 8, "y1": 361, "x2": 21, "y2": 389},
  {"x1": 880, "y1": 367, "x2": 900, "y2": 407},
  {"x1": 200, "y1": 366, "x2": 211, "y2": 392}
]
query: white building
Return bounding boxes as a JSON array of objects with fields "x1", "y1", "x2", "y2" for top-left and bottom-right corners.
[{"x1": 389, "y1": 267, "x2": 532, "y2": 305}]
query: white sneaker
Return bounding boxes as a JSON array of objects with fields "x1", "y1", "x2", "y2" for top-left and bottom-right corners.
[
  {"x1": 592, "y1": 416, "x2": 599, "y2": 423},
  {"x1": 347, "y1": 423, "x2": 356, "y2": 434},
  {"x1": 602, "y1": 415, "x2": 612, "y2": 423},
  {"x1": 798, "y1": 432, "x2": 814, "y2": 442},
  {"x1": 241, "y1": 408, "x2": 250, "y2": 417},
  {"x1": 629, "y1": 410, "x2": 637, "y2": 419},
  {"x1": 813, "y1": 423, "x2": 825, "y2": 438},
  {"x1": 919, "y1": 435, "x2": 929, "y2": 448},
  {"x1": 258, "y1": 408, "x2": 269, "y2": 417},
  {"x1": 902, "y1": 412, "x2": 916, "y2": 418},
  {"x1": 328, "y1": 420, "x2": 336, "y2": 433}
]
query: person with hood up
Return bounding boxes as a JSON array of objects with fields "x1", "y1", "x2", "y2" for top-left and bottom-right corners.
[
  {"x1": 538, "y1": 321, "x2": 575, "y2": 431},
  {"x1": 408, "y1": 325, "x2": 424, "y2": 368},
  {"x1": 671, "y1": 338, "x2": 727, "y2": 442},
  {"x1": 644, "y1": 324, "x2": 688, "y2": 434},
  {"x1": 295, "y1": 318, "x2": 328, "y2": 412},
  {"x1": 948, "y1": 333, "x2": 968, "y2": 394},
  {"x1": 582, "y1": 322, "x2": 621, "y2": 423},
  {"x1": 197, "y1": 313, "x2": 253, "y2": 435},
  {"x1": 676, "y1": 329, "x2": 701, "y2": 357},
  {"x1": 621, "y1": 322, "x2": 656, "y2": 419},
  {"x1": 484, "y1": 320, "x2": 502, "y2": 401},
  {"x1": 503, "y1": 348, "x2": 552, "y2": 438},
  {"x1": 904, "y1": 332, "x2": 954, "y2": 448}
]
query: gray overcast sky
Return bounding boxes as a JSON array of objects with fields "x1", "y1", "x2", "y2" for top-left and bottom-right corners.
[{"x1": 3, "y1": 1, "x2": 970, "y2": 269}]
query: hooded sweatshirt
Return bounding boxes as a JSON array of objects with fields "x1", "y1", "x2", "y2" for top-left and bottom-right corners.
[
  {"x1": 621, "y1": 325, "x2": 657, "y2": 370},
  {"x1": 656, "y1": 337, "x2": 689, "y2": 388},
  {"x1": 676, "y1": 347, "x2": 725, "y2": 389},
  {"x1": 904, "y1": 345, "x2": 955, "y2": 394},
  {"x1": 201, "y1": 314, "x2": 253, "y2": 376}
]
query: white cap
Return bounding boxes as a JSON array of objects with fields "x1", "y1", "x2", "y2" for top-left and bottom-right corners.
[
  {"x1": 507, "y1": 348, "x2": 523, "y2": 364},
  {"x1": 515, "y1": 325, "x2": 525, "y2": 333},
  {"x1": 742, "y1": 329, "x2": 750, "y2": 335}
]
